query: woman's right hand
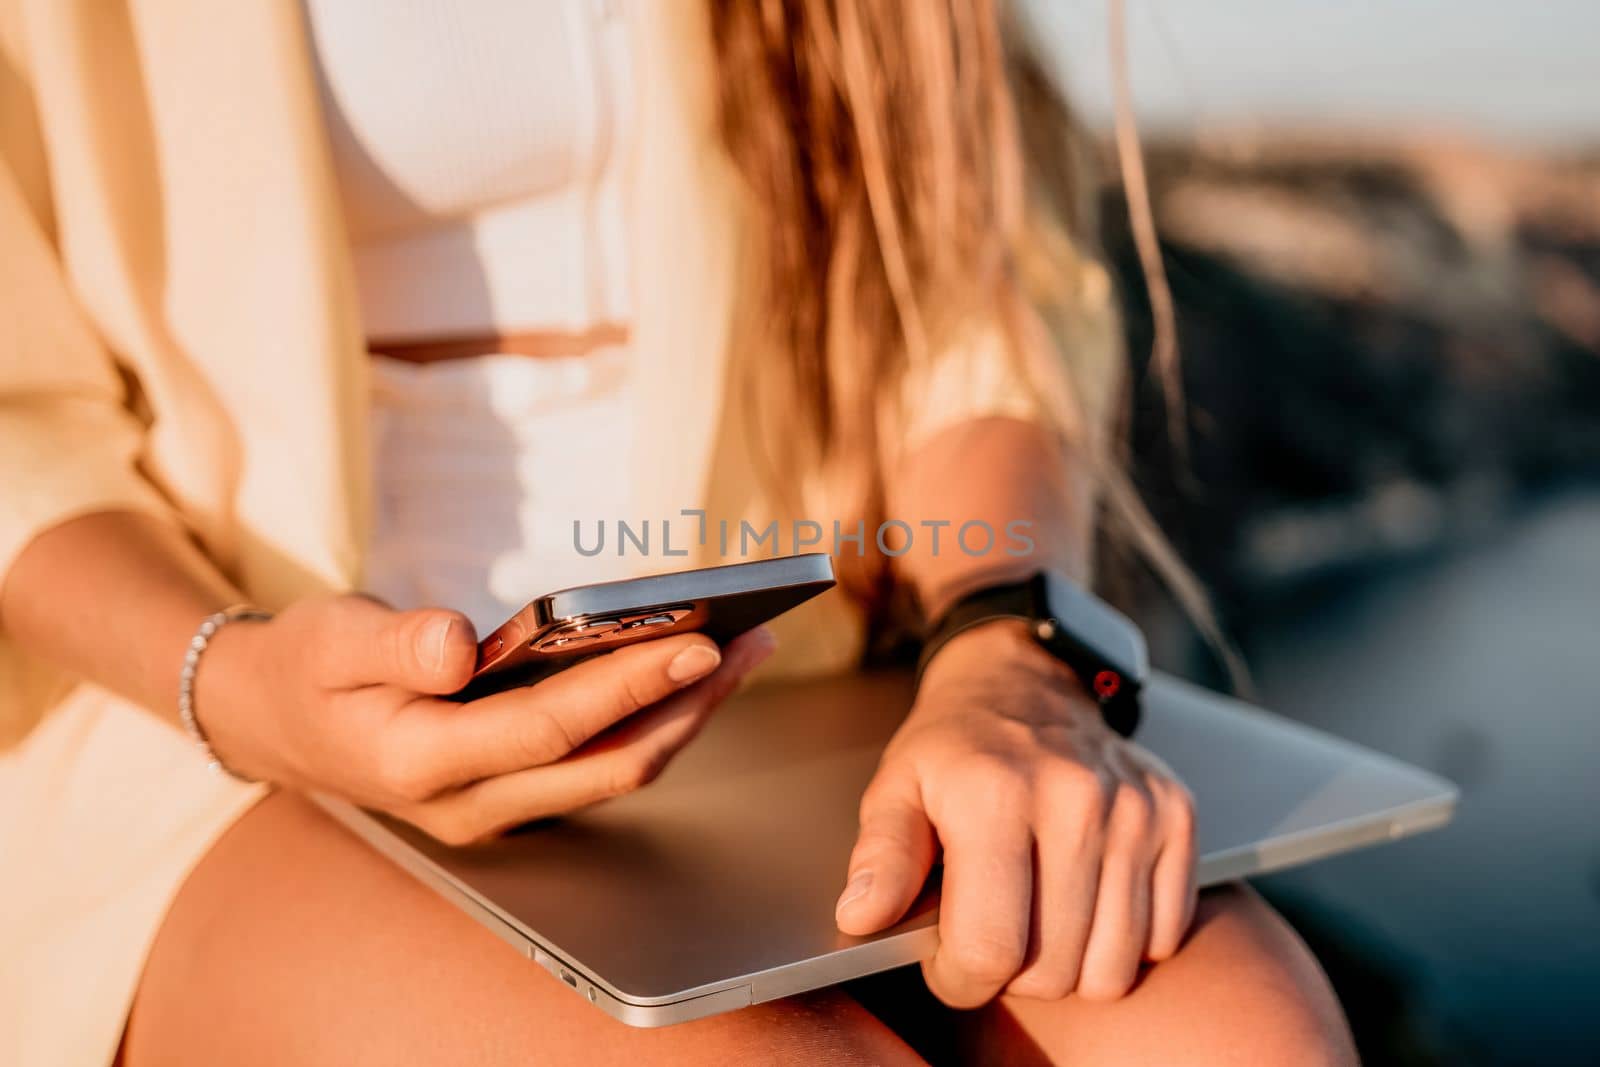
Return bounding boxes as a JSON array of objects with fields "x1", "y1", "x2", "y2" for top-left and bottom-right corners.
[{"x1": 195, "y1": 594, "x2": 775, "y2": 844}]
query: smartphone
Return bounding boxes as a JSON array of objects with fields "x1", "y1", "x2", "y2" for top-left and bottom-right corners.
[{"x1": 465, "y1": 553, "x2": 836, "y2": 692}]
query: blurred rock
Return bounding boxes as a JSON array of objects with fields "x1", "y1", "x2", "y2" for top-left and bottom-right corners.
[{"x1": 1098, "y1": 131, "x2": 1600, "y2": 659}]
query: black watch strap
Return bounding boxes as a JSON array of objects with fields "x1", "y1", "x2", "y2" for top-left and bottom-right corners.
[
  {"x1": 915, "y1": 579, "x2": 1037, "y2": 681},
  {"x1": 917, "y1": 572, "x2": 1145, "y2": 738}
]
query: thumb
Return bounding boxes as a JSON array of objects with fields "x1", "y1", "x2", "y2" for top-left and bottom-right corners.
[
  {"x1": 341, "y1": 602, "x2": 478, "y2": 694},
  {"x1": 836, "y1": 773, "x2": 938, "y2": 936}
]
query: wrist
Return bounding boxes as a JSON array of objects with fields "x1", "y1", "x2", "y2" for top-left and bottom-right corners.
[
  {"x1": 919, "y1": 616, "x2": 1063, "y2": 685},
  {"x1": 916, "y1": 570, "x2": 1146, "y2": 738},
  {"x1": 922, "y1": 617, "x2": 1105, "y2": 710},
  {"x1": 186, "y1": 611, "x2": 275, "y2": 782}
]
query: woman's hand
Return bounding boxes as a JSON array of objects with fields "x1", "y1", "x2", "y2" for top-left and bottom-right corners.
[
  {"x1": 195, "y1": 594, "x2": 775, "y2": 844},
  {"x1": 835, "y1": 619, "x2": 1196, "y2": 1006}
]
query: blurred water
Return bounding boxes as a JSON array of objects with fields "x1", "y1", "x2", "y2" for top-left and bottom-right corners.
[{"x1": 1245, "y1": 490, "x2": 1600, "y2": 1064}]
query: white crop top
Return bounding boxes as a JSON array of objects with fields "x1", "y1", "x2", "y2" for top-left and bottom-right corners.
[{"x1": 301, "y1": 0, "x2": 633, "y2": 341}]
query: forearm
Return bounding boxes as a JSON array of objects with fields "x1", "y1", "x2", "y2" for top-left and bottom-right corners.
[
  {"x1": 887, "y1": 416, "x2": 1095, "y2": 621},
  {"x1": 0, "y1": 510, "x2": 243, "y2": 722}
]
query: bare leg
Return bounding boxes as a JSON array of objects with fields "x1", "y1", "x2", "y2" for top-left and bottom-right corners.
[
  {"x1": 122, "y1": 792, "x2": 923, "y2": 1067},
  {"x1": 962, "y1": 884, "x2": 1358, "y2": 1066}
]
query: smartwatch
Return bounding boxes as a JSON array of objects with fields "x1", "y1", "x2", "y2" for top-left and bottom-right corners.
[{"x1": 916, "y1": 571, "x2": 1149, "y2": 738}]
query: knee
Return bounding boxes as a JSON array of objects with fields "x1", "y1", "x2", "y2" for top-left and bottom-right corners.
[
  {"x1": 1206, "y1": 991, "x2": 1355, "y2": 1067},
  {"x1": 992, "y1": 884, "x2": 1357, "y2": 1065},
  {"x1": 1175, "y1": 885, "x2": 1357, "y2": 1066},
  {"x1": 1204, "y1": 1002, "x2": 1355, "y2": 1067}
]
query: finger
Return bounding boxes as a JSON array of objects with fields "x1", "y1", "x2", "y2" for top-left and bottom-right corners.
[
  {"x1": 1075, "y1": 783, "x2": 1159, "y2": 1002},
  {"x1": 407, "y1": 702, "x2": 706, "y2": 842},
  {"x1": 404, "y1": 632, "x2": 776, "y2": 841},
  {"x1": 396, "y1": 631, "x2": 728, "y2": 785},
  {"x1": 330, "y1": 599, "x2": 478, "y2": 695},
  {"x1": 835, "y1": 775, "x2": 937, "y2": 936},
  {"x1": 1146, "y1": 780, "x2": 1198, "y2": 962},
  {"x1": 571, "y1": 628, "x2": 778, "y2": 758},
  {"x1": 1004, "y1": 776, "x2": 1105, "y2": 1000},
  {"x1": 922, "y1": 801, "x2": 1035, "y2": 1008}
]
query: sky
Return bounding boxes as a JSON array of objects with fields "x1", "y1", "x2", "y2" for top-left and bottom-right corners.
[{"x1": 1022, "y1": 0, "x2": 1600, "y2": 147}]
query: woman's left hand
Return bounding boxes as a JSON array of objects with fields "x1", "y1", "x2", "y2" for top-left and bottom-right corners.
[{"x1": 835, "y1": 619, "x2": 1197, "y2": 1007}]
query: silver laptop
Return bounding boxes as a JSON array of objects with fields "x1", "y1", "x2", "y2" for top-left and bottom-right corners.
[{"x1": 316, "y1": 671, "x2": 1456, "y2": 1027}]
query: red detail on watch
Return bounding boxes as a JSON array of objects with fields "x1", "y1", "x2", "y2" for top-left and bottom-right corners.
[{"x1": 1092, "y1": 669, "x2": 1122, "y2": 700}]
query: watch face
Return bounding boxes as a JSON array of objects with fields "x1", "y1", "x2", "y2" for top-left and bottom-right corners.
[{"x1": 1038, "y1": 573, "x2": 1150, "y2": 686}]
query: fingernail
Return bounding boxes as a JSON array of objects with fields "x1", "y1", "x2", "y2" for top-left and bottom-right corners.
[
  {"x1": 667, "y1": 644, "x2": 721, "y2": 683},
  {"x1": 835, "y1": 870, "x2": 873, "y2": 916},
  {"x1": 428, "y1": 617, "x2": 455, "y2": 672}
]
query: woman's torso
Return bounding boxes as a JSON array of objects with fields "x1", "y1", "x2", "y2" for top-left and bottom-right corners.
[
  {"x1": 304, "y1": 0, "x2": 633, "y2": 343},
  {"x1": 303, "y1": 0, "x2": 639, "y2": 628}
]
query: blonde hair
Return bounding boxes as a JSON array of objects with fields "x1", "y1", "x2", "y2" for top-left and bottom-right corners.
[{"x1": 708, "y1": 0, "x2": 1240, "y2": 677}]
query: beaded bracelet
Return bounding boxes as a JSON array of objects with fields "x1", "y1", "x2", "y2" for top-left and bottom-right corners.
[{"x1": 178, "y1": 605, "x2": 273, "y2": 782}]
